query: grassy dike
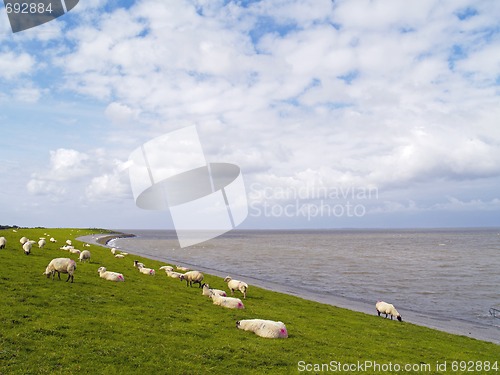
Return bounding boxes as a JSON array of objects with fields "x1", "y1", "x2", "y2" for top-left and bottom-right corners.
[{"x1": 0, "y1": 228, "x2": 498, "y2": 375}]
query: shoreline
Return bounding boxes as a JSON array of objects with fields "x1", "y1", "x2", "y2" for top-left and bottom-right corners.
[{"x1": 77, "y1": 232, "x2": 500, "y2": 345}]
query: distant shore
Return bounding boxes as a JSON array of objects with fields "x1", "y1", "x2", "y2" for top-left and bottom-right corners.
[{"x1": 77, "y1": 232, "x2": 500, "y2": 345}]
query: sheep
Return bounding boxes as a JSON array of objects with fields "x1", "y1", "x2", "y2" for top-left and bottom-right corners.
[
  {"x1": 236, "y1": 319, "x2": 288, "y2": 339},
  {"x1": 210, "y1": 293, "x2": 244, "y2": 309},
  {"x1": 159, "y1": 265, "x2": 174, "y2": 272},
  {"x1": 43, "y1": 258, "x2": 77, "y2": 283},
  {"x1": 50, "y1": 237, "x2": 57, "y2": 243},
  {"x1": 97, "y1": 266, "x2": 124, "y2": 282},
  {"x1": 376, "y1": 301, "x2": 402, "y2": 321},
  {"x1": 133, "y1": 260, "x2": 145, "y2": 269},
  {"x1": 20, "y1": 236, "x2": 28, "y2": 245},
  {"x1": 23, "y1": 241, "x2": 34, "y2": 255},
  {"x1": 176, "y1": 265, "x2": 190, "y2": 272},
  {"x1": 38, "y1": 239, "x2": 46, "y2": 249},
  {"x1": 0, "y1": 237, "x2": 6, "y2": 249},
  {"x1": 165, "y1": 270, "x2": 184, "y2": 279},
  {"x1": 224, "y1": 276, "x2": 248, "y2": 299},
  {"x1": 137, "y1": 264, "x2": 156, "y2": 275},
  {"x1": 202, "y1": 283, "x2": 226, "y2": 297},
  {"x1": 79, "y1": 250, "x2": 91, "y2": 262},
  {"x1": 180, "y1": 270, "x2": 204, "y2": 287}
]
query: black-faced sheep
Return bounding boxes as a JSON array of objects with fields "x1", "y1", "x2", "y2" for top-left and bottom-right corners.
[{"x1": 376, "y1": 301, "x2": 402, "y2": 321}]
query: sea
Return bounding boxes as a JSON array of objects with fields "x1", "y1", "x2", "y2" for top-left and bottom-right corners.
[{"x1": 106, "y1": 227, "x2": 500, "y2": 340}]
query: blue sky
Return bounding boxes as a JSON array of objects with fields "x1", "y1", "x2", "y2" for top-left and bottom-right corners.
[{"x1": 1, "y1": 0, "x2": 500, "y2": 230}]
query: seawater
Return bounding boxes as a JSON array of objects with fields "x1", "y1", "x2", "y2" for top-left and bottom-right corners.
[{"x1": 109, "y1": 228, "x2": 500, "y2": 328}]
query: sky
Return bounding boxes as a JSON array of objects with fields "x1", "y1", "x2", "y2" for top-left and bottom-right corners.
[{"x1": 1, "y1": 0, "x2": 500, "y2": 230}]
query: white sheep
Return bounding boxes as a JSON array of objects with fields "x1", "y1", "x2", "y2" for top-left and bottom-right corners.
[
  {"x1": 165, "y1": 270, "x2": 184, "y2": 279},
  {"x1": 236, "y1": 319, "x2": 288, "y2": 339},
  {"x1": 97, "y1": 267, "x2": 124, "y2": 282},
  {"x1": 137, "y1": 264, "x2": 156, "y2": 275},
  {"x1": 0, "y1": 236, "x2": 6, "y2": 249},
  {"x1": 376, "y1": 301, "x2": 402, "y2": 321},
  {"x1": 176, "y1": 265, "x2": 190, "y2": 272},
  {"x1": 20, "y1": 236, "x2": 28, "y2": 245},
  {"x1": 43, "y1": 258, "x2": 77, "y2": 283},
  {"x1": 79, "y1": 250, "x2": 91, "y2": 262},
  {"x1": 210, "y1": 293, "x2": 245, "y2": 309},
  {"x1": 133, "y1": 260, "x2": 145, "y2": 269},
  {"x1": 202, "y1": 283, "x2": 226, "y2": 297},
  {"x1": 38, "y1": 239, "x2": 46, "y2": 249},
  {"x1": 224, "y1": 276, "x2": 248, "y2": 299},
  {"x1": 180, "y1": 270, "x2": 204, "y2": 287},
  {"x1": 23, "y1": 240, "x2": 34, "y2": 255}
]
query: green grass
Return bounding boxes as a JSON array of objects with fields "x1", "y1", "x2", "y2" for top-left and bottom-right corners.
[{"x1": 0, "y1": 228, "x2": 498, "y2": 374}]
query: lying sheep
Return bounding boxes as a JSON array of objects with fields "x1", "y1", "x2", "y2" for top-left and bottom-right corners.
[
  {"x1": 133, "y1": 260, "x2": 145, "y2": 269},
  {"x1": 236, "y1": 319, "x2": 288, "y2": 339},
  {"x1": 211, "y1": 293, "x2": 245, "y2": 309},
  {"x1": 43, "y1": 258, "x2": 77, "y2": 283},
  {"x1": 97, "y1": 267, "x2": 124, "y2": 282},
  {"x1": 0, "y1": 236, "x2": 6, "y2": 249},
  {"x1": 137, "y1": 264, "x2": 156, "y2": 275},
  {"x1": 180, "y1": 270, "x2": 204, "y2": 287},
  {"x1": 38, "y1": 239, "x2": 46, "y2": 249},
  {"x1": 165, "y1": 270, "x2": 184, "y2": 279},
  {"x1": 79, "y1": 250, "x2": 91, "y2": 262},
  {"x1": 202, "y1": 283, "x2": 227, "y2": 297},
  {"x1": 224, "y1": 276, "x2": 248, "y2": 299},
  {"x1": 376, "y1": 301, "x2": 402, "y2": 321}
]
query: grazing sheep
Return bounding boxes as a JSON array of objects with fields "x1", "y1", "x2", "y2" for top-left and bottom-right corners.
[
  {"x1": 38, "y1": 239, "x2": 46, "y2": 249},
  {"x1": 376, "y1": 301, "x2": 402, "y2": 321},
  {"x1": 20, "y1": 236, "x2": 28, "y2": 245},
  {"x1": 202, "y1": 283, "x2": 226, "y2": 297},
  {"x1": 133, "y1": 260, "x2": 145, "y2": 269},
  {"x1": 211, "y1": 293, "x2": 244, "y2": 309},
  {"x1": 176, "y1": 265, "x2": 190, "y2": 272},
  {"x1": 180, "y1": 270, "x2": 204, "y2": 287},
  {"x1": 115, "y1": 254, "x2": 125, "y2": 258},
  {"x1": 43, "y1": 258, "x2": 77, "y2": 283},
  {"x1": 79, "y1": 250, "x2": 91, "y2": 262},
  {"x1": 50, "y1": 237, "x2": 57, "y2": 243},
  {"x1": 224, "y1": 276, "x2": 248, "y2": 299},
  {"x1": 159, "y1": 265, "x2": 174, "y2": 272},
  {"x1": 165, "y1": 270, "x2": 184, "y2": 279},
  {"x1": 236, "y1": 319, "x2": 288, "y2": 339},
  {"x1": 97, "y1": 267, "x2": 124, "y2": 282},
  {"x1": 22, "y1": 241, "x2": 34, "y2": 255},
  {"x1": 0, "y1": 237, "x2": 6, "y2": 249}
]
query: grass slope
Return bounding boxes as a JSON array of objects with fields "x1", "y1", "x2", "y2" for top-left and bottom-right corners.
[{"x1": 0, "y1": 228, "x2": 498, "y2": 374}]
